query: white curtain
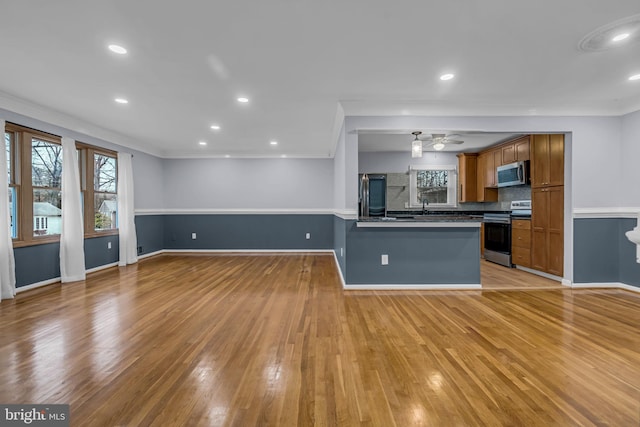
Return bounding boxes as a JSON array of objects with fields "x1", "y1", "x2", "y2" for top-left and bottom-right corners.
[
  {"x1": 0, "y1": 118, "x2": 16, "y2": 300},
  {"x1": 60, "y1": 137, "x2": 86, "y2": 282},
  {"x1": 117, "y1": 152, "x2": 137, "y2": 266}
]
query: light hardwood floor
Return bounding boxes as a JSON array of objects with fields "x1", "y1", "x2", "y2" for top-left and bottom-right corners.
[
  {"x1": 481, "y1": 259, "x2": 564, "y2": 290},
  {"x1": 0, "y1": 254, "x2": 639, "y2": 426}
]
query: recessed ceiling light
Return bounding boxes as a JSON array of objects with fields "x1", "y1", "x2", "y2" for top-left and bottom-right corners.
[
  {"x1": 629, "y1": 74, "x2": 640, "y2": 81},
  {"x1": 440, "y1": 73, "x2": 455, "y2": 81},
  {"x1": 270, "y1": 141, "x2": 278, "y2": 146},
  {"x1": 199, "y1": 141, "x2": 207, "y2": 146},
  {"x1": 114, "y1": 98, "x2": 128, "y2": 104},
  {"x1": 210, "y1": 124, "x2": 221, "y2": 130},
  {"x1": 224, "y1": 154, "x2": 231, "y2": 158},
  {"x1": 281, "y1": 154, "x2": 287, "y2": 158},
  {"x1": 237, "y1": 97, "x2": 249, "y2": 103},
  {"x1": 612, "y1": 33, "x2": 630, "y2": 42},
  {"x1": 108, "y1": 44, "x2": 127, "y2": 54}
]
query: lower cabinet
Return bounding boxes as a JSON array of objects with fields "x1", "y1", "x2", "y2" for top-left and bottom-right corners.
[
  {"x1": 511, "y1": 219, "x2": 531, "y2": 268},
  {"x1": 531, "y1": 186, "x2": 564, "y2": 276}
]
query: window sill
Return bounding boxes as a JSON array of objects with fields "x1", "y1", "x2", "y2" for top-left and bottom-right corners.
[{"x1": 12, "y1": 229, "x2": 119, "y2": 247}]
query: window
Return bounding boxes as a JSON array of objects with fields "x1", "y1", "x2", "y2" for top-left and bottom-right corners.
[
  {"x1": 4, "y1": 122, "x2": 119, "y2": 246},
  {"x1": 79, "y1": 145, "x2": 118, "y2": 235},
  {"x1": 31, "y1": 137, "x2": 62, "y2": 236},
  {"x1": 409, "y1": 165, "x2": 458, "y2": 208}
]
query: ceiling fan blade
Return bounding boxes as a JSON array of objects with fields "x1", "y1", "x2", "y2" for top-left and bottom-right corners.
[
  {"x1": 445, "y1": 139, "x2": 464, "y2": 144},
  {"x1": 445, "y1": 134, "x2": 462, "y2": 140}
]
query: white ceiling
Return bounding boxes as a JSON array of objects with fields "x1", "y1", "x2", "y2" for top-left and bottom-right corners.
[{"x1": 0, "y1": 1, "x2": 639, "y2": 158}]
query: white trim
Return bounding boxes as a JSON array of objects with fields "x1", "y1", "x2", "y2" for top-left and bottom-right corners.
[
  {"x1": 573, "y1": 207, "x2": 640, "y2": 218},
  {"x1": 357, "y1": 221, "x2": 481, "y2": 228},
  {"x1": 138, "y1": 250, "x2": 164, "y2": 260},
  {"x1": 514, "y1": 265, "x2": 567, "y2": 283},
  {"x1": 86, "y1": 262, "x2": 119, "y2": 274},
  {"x1": 570, "y1": 282, "x2": 622, "y2": 289},
  {"x1": 16, "y1": 278, "x2": 61, "y2": 293},
  {"x1": 134, "y1": 208, "x2": 336, "y2": 215},
  {"x1": 162, "y1": 249, "x2": 333, "y2": 254},
  {"x1": 333, "y1": 210, "x2": 358, "y2": 220},
  {"x1": 569, "y1": 282, "x2": 640, "y2": 293},
  {"x1": 331, "y1": 251, "x2": 347, "y2": 288},
  {"x1": 343, "y1": 284, "x2": 482, "y2": 290}
]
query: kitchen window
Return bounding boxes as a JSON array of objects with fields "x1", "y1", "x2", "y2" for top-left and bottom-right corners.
[{"x1": 409, "y1": 165, "x2": 457, "y2": 208}]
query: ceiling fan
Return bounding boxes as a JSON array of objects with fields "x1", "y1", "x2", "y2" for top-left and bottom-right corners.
[{"x1": 410, "y1": 131, "x2": 464, "y2": 157}]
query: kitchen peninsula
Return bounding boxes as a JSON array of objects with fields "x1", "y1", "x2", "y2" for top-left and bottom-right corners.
[{"x1": 345, "y1": 215, "x2": 482, "y2": 289}]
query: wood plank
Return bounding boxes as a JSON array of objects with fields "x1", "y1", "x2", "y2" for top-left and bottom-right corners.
[{"x1": 0, "y1": 254, "x2": 639, "y2": 426}]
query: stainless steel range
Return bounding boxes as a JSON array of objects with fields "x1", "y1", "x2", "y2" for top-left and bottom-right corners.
[{"x1": 483, "y1": 200, "x2": 532, "y2": 268}]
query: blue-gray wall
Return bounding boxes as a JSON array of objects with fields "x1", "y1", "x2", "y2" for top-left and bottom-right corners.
[
  {"x1": 345, "y1": 224, "x2": 481, "y2": 285},
  {"x1": 573, "y1": 218, "x2": 640, "y2": 288},
  {"x1": 162, "y1": 214, "x2": 333, "y2": 250},
  {"x1": 135, "y1": 215, "x2": 165, "y2": 255},
  {"x1": 333, "y1": 217, "x2": 348, "y2": 280}
]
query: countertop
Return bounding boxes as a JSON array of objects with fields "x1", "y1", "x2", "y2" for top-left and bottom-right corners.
[{"x1": 357, "y1": 214, "x2": 482, "y2": 228}]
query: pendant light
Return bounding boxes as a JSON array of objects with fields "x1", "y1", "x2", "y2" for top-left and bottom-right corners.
[{"x1": 411, "y1": 131, "x2": 423, "y2": 158}]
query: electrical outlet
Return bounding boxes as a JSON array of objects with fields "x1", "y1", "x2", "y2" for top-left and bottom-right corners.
[
  {"x1": 137, "y1": 246, "x2": 143, "y2": 254},
  {"x1": 381, "y1": 254, "x2": 389, "y2": 265},
  {"x1": 305, "y1": 232, "x2": 310, "y2": 239},
  {"x1": 192, "y1": 232, "x2": 197, "y2": 240},
  {"x1": 107, "y1": 242, "x2": 112, "y2": 249}
]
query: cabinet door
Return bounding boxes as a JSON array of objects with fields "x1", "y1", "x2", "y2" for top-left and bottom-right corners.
[
  {"x1": 548, "y1": 134, "x2": 564, "y2": 187},
  {"x1": 502, "y1": 144, "x2": 516, "y2": 164},
  {"x1": 515, "y1": 137, "x2": 530, "y2": 161},
  {"x1": 547, "y1": 186, "x2": 564, "y2": 276},
  {"x1": 531, "y1": 188, "x2": 549, "y2": 271},
  {"x1": 493, "y1": 149, "x2": 502, "y2": 169},
  {"x1": 476, "y1": 153, "x2": 486, "y2": 201},
  {"x1": 486, "y1": 150, "x2": 496, "y2": 187},
  {"x1": 531, "y1": 134, "x2": 549, "y2": 188},
  {"x1": 457, "y1": 154, "x2": 477, "y2": 202}
]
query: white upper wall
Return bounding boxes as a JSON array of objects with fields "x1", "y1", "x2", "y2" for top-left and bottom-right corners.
[
  {"x1": 621, "y1": 110, "x2": 640, "y2": 207},
  {"x1": 359, "y1": 151, "x2": 458, "y2": 174},
  {"x1": 162, "y1": 158, "x2": 334, "y2": 210},
  {"x1": 345, "y1": 115, "x2": 624, "y2": 210}
]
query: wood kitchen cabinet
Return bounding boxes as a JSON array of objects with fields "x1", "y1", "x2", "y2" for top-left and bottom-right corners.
[
  {"x1": 511, "y1": 219, "x2": 531, "y2": 268},
  {"x1": 502, "y1": 136, "x2": 530, "y2": 164},
  {"x1": 531, "y1": 186, "x2": 563, "y2": 276},
  {"x1": 531, "y1": 134, "x2": 564, "y2": 188},
  {"x1": 515, "y1": 136, "x2": 530, "y2": 161},
  {"x1": 476, "y1": 152, "x2": 498, "y2": 202},
  {"x1": 457, "y1": 153, "x2": 477, "y2": 202}
]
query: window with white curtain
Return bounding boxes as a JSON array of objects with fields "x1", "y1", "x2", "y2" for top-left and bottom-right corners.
[{"x1": 4, "y1": 122, "x2": 119, "y2": 245}]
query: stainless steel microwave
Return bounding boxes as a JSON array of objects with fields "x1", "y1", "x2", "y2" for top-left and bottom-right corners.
[{"x1": 497, "y1": 160, "x2": 529, "y2": 187}]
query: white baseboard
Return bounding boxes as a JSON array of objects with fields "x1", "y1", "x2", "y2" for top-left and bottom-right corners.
[
  {"x1": 86, "y1": 262, "x2": 119, "y2": 274},
  {"x1": 161, "y1": 249, "x2": 334, "y2": 254},
  {"x1": 138, "y1": 250, "x2": 164, "y2": 260},
  {"x1": 16, "y1": 277, "x2": 61, "y2": 293},
  {"x1": 514, "y1": 265, "x2": 567, "y2": 284},
  {"x1": 331, "y1": 251, "x2": 347, "y2": 288},
  {"x1": 343, "y1": 284, "x2": 482, "y2": 290},
  {"x1": 571, "y1": 282, "x2": 640, "y2": 293}
]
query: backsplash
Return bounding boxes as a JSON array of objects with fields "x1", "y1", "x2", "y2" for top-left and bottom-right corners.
[{"x1": 385, "y1": 173, "x2": 531, "y2": 212}]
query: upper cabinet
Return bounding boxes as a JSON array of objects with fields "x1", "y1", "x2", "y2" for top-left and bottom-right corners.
[
  {"x1": 457, "y1": 153, "x2": 478, "y2": 203},
  {"x1": 502, "y1": 135, "x2": 530, "y2": 164},
  {"x1": 531, "y1": 134, "x2": 564, "y2": 188}
]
